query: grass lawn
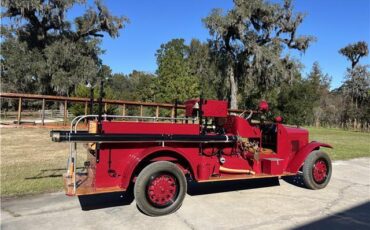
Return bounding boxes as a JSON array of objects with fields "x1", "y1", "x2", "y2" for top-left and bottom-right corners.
[
  {"x1": 0, "y1": 127, "x2": 83, "y2": 197},
  {"x1": 307, "y1": 127, "x2": 370, "y2": 160},
  {"x1": 1, "y1": 126, "x2": 369, "y2": 197}
]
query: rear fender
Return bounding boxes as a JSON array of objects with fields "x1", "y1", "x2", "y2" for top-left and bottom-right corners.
[
  {"x1": 286, "y1": 141, "x2": 332, "y2": 173},
  {"x1": 120, "y1": 146, "x2": 195, "y2": 189}
]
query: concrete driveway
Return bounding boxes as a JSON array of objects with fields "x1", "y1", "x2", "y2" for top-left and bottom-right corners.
[{"x1": 1, "y1": 158, "x2": 369, "y2": 230}]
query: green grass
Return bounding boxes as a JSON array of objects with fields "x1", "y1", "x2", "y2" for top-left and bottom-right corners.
[
  {"x1": 0, "y1": 127, "x2": 83, "y2": 197},
  {"x1": 0, "y1": 127, "x2": 369, "y2": 197},
  {"x1": 307, "y1": 127, "x2": 370, "y2": 160}
]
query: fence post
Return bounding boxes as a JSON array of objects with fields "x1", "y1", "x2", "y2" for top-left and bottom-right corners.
[
  {"x1": 171, "y1": 107, "x2": 175, "y2": 118},
  {"x1": 122, "y1": 104, "x2": 126, "y2": 116},
  {"x1": 104, "y1": 103, "x2": 107, "y2": 113},
  {"x1": 84, "y1": 101, "x2": 88, "y2": 124},
  {"x1": 156, "y1": 106, "x2": 159, "y2": 118},
  {"x1": 140, "y1": 105, "x2": 143, "y2": 117},
  {"x1": 63, "y1": 100, "x2": 67, "y2": 126},
  {"x1": 84, "y1": 102, "x2": 88, "y2": 116},
  {"x1": 41, "y1": 98, "x2": 45, "y2": 126},
  {"x1": 17, "y1": 97, "x2": 22, "y2": 125}
]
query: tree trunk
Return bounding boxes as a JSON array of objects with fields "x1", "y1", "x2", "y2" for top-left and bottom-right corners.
[{"x1": 228, "y1": 65, "x2": 238, "y2": 109}]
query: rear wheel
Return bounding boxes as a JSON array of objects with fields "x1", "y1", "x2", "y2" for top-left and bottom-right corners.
[
  {"x1": 302, "y1": 151, "x2": 332, "y2": 190},
  {"x1": 134, "y1": 161, "x2": 187, "y2": 216}
]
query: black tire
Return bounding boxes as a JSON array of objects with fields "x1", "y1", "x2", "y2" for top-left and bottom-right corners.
[
  {"x1": 134, "y1": 161, "x2": 187, "y2": 216},
  {"x1": 302, "y1": 151, "x2": 332, "y2": 190}
]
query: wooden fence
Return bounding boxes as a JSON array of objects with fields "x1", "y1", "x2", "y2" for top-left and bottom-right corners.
[{"x1": 0, "y1": 92, "x2": 243, "y2": 126}]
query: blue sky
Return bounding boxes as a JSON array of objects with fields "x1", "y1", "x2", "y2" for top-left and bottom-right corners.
[{"x1": 71, "y1": 0, "x2": 370, "y2": 89}]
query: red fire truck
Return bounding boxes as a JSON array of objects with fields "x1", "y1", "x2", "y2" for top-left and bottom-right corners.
[{"x1": 51, "y1": 98, "x2": 332, "y2": 216}]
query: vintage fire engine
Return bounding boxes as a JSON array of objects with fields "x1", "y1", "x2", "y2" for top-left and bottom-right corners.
[{"x1": 51, "y1": 98, "x2": 332, "y2": 216}]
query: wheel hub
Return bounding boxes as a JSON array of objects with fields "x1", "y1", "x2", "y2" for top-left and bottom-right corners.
[
  {"x1": 147, "y1": 174, "x2": 178, "y2": 207},
  {"x1": 312, "y1": 159, "x2": 328, "y2": 184}
]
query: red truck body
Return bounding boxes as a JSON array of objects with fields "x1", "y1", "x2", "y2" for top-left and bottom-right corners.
[{"x1": 51, "y1": 99, "x2": 332, "y2": 216}]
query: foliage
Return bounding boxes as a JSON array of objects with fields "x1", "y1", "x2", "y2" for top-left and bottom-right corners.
[
  {"x1": 0, "y1": 34, "x2": 44, "y2": 93},
  {"x1": 203, "y1": 0, "x2": 314, "y2": 109},
  {"x1": 277, "y1": 62, "x2": 330, "y2": 125},
  {"x1": 339, "y1": 41, "x2": 368, "y2": 69},
  {"x1": 69, "y1": 82, "x2": 117, "y2": 116},
  {"x1": 154, "y1": 39, "x2": 199, "y2": 103},
  {"x1": 188, "y1": 39, "x2": 226, "y2": 99},
  {"x1": 0, "y1": 0, "x2": 128, "y2": 96},
  {"x1": 337, "y1": 41, "x2": 370, "y2": 130},
  {"x1": 106, "y1": 71, "x2": 156, "y2": 102},
  {"x1": 340, "y1": 65, "x2": 370, "y2": 125}
]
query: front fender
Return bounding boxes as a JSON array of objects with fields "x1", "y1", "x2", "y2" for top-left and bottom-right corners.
[{"x1": 286, "y1": 141, "x2": 333, "y2": 173}]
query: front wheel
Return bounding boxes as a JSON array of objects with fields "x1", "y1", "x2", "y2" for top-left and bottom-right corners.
[
  {"x1": 134, "y1": 161, "x2": 187, "y2": 216},
  {"x1": 302, "y1": 151, "x2": 332, "y2": 190}
]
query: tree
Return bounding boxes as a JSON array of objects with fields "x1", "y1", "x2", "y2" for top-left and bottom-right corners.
[
  {"x1": 106, "y1": 71, "x2": 155, "y2": 102},
  {"x1": 127, "y1": 70, "x2": 155, "y2": 102},
  {"x1": 70, "y1": 82, "x2": 117, "y2": 116},
  {"x1": 0, "y1": 31, "x2": 44, "y2": 93},
  {"x1": 339, "y1": 41, "x2": 368, "y2": 69},
  {"x1": 0, "y1": 0, "x2": 128, "y2": 95},
  {"x1": 343, "y1": 66, "x2": 369, "y2": 110},
  {"x1": 188, "y1": 39, "x2": 226, "y2": 99},
  {"x1": 339, "y1": 41, "x2": 370, "y2": 129},
  {"x1": 276, "y1": 62, "x2": 331, "y2": 126},
  {"x1": 155, "y1": 39, "x2": 199, "y2": 103},
  {"x1": 306, "y1": 62, "x2": 331, "y2": 126},
  {"x1": 203, "y1": 0, "x2": 313, "y2": 109}
]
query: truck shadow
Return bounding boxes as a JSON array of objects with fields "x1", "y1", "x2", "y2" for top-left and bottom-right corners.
[
  {"x1": 78, "y1": 188, "x2": 135, "y2": 211},
  {"x1": 187, "y1": 177, "x2": 280, "y2": 196},
  {"x1": 281, "y1": 174, "x2": 306, "y2": 188},
  {"x1": 78, "y1": 177, "x2": 280, "y2": 210}
]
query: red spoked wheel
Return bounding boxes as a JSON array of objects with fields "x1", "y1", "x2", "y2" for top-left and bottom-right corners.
[
  {"x1": 302, "y1": 151, "x2": 332, "y2": 190},
  {"x1": 134, "y1": 161, "x2": 187, "y2": 216},
  {"x1": 146, "y1": 173, "x2": 179, "y2": 208},
  {"x1": 312, "y1": 159, "x2": 328, "y2": 184}
]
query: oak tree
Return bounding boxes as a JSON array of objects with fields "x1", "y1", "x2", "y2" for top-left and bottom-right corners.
[
  {"x1": 1, "y1": 0, "x2": 128, "y2": 95},
  {"x1": 203, "y1": 0, "x2": 313, "y2": 109}
]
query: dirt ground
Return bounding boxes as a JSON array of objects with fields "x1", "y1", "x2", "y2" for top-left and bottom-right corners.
[{"x1": 1, "y1": 157, "x2": 369, "y2": 230}]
